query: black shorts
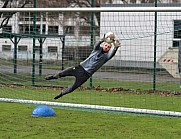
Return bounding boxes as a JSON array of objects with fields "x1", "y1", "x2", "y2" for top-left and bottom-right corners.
[{"x1": 60, "y1": 65, "x2": 90, "y2": 95}]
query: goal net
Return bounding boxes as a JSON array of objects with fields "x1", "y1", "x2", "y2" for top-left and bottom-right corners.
[{"x1": 0, "y1": 6, "x2": 181, "y2": 116}]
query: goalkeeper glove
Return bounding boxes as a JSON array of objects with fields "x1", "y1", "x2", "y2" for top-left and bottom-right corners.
[
  {"x1": 113, "y1": 38, "x2": 121, "y2": 48},
  {"x1": 101, "y1": 33, "x2": 115, "y2": 43}
]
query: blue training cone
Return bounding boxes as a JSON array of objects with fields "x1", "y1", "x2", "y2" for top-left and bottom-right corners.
[{"x1": 32, "y1": 105, "x2": 56, "y2": 117}]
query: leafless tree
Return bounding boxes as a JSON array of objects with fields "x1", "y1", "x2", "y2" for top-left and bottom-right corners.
[{"x1": 0, "y1": 0, "x2": 31, "y2": 28}]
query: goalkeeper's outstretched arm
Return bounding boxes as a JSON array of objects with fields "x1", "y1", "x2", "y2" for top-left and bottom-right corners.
[{"x1": 93, "y1": 40, "x2": 104, "y2": 50}]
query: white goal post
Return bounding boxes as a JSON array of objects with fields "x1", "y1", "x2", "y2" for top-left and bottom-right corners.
[
  {"x1": 0, "y1": 7, "x2": 181, "y2": 12},
  {"x1": 1, "y1": 98, "x2": 181, "y2": 117}
]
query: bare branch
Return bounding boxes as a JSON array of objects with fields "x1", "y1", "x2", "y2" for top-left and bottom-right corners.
[{"x1": 0, "y1": 0, "x2": 31, "y2": 29}]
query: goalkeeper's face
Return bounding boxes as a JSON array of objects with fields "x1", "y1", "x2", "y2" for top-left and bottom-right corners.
[{"x1": 102, "y1": 42, "x2": 112, "y2": 53}]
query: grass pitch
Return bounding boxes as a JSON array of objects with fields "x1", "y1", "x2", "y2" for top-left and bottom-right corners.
[{"x1": 1, "y1": 102, "x2": 181, "y2": 139}]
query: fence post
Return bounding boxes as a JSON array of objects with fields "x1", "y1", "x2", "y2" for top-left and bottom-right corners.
[
  {"x1": 153, "y1": 0, "x2": 158, "y2": 92},
  {"x1": 89, "y1": 0, "x2": 94, "y2": 89},
  {"x1": 179, "y1": 41, "x2": 181, "y2": 88},
  {"x1": 13, "y1": 36, "x2": 17, "y2": 74},
  {"x1": 32, "y1": 0, "x2": 36, "y2": 86}
]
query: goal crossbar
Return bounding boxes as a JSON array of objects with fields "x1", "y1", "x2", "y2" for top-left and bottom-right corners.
[{"x1": 0, "y1": 7, "x2": 181, "y2": 12}]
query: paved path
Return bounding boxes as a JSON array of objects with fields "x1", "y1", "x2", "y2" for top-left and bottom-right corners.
[{"x1": 0, "y1": 65, "x2": 180, "y2": 83}]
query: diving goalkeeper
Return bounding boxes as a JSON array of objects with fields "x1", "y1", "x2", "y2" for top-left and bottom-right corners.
[{"x1": 45, "y1": 32, "x2": 121, "y2": 100}]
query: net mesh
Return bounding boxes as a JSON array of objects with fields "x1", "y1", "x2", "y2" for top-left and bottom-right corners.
[{"x1": 0, "y1": 1, "x2": 180, "y2": 116}]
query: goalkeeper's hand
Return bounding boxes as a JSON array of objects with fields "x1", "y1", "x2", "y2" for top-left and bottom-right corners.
[
  {"x1": 100, "y1": 34, "x2": 106, "y2": 42},
  {"x1": 101, "y1": 33, "x2": 114, "y2": 42},
  {"x1": 113, "y1": 38, "x2": 121, "y2": 48}
]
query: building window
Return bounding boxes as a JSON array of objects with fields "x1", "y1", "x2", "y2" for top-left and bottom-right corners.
[
  {"x1": 2, "y1": 45, "x2": 11, "y2": 52},
  {"x1": 19, "y1": 24, "x2": 45, "y2": 34},
  {"x1": 48, "y1": 46, "x2": 58, "y2": 53},
  {"x1": 48, "y1": 26, "x2": 58, "y2": 35},
  {"x1": 63, "y1": 26, "x2": 74, "y2": 35},
  {"x1": 79, "y1": 26, "x2": 99, "y2": 36},
  {"x1": 2, "y1": 25, "x2": 12, "y2": 33},
  {"x1": 173, "y1": 20, "x2": 181, "y2": 47},
  {"x1": 173, "y1": 41, "x2": 180, "y2": 48},
  {"x1": 19, "y1": 12, "x2": 46, "y2": 21},
  {"x1": 79, "y1": 26, "x2": 90, "y2": 36},
  {"x1": 18, "y1": 45, "x2": 27, "y2": 52}
]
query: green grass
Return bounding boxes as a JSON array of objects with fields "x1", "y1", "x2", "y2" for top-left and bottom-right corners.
[
  {"x1": 1, "y1": 102, "x2": 181, "y2": 139},
  {"x1": 1, "y1": 87, "x2": 181, "y2": 112},
  {"x1": 1, "y1": 86, "x2": 181, "y2": 139}
]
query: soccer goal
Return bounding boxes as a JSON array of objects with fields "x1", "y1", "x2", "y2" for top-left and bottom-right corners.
[{"x1": 0, "y1": 6, "x2": 181, "y2": 117}]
